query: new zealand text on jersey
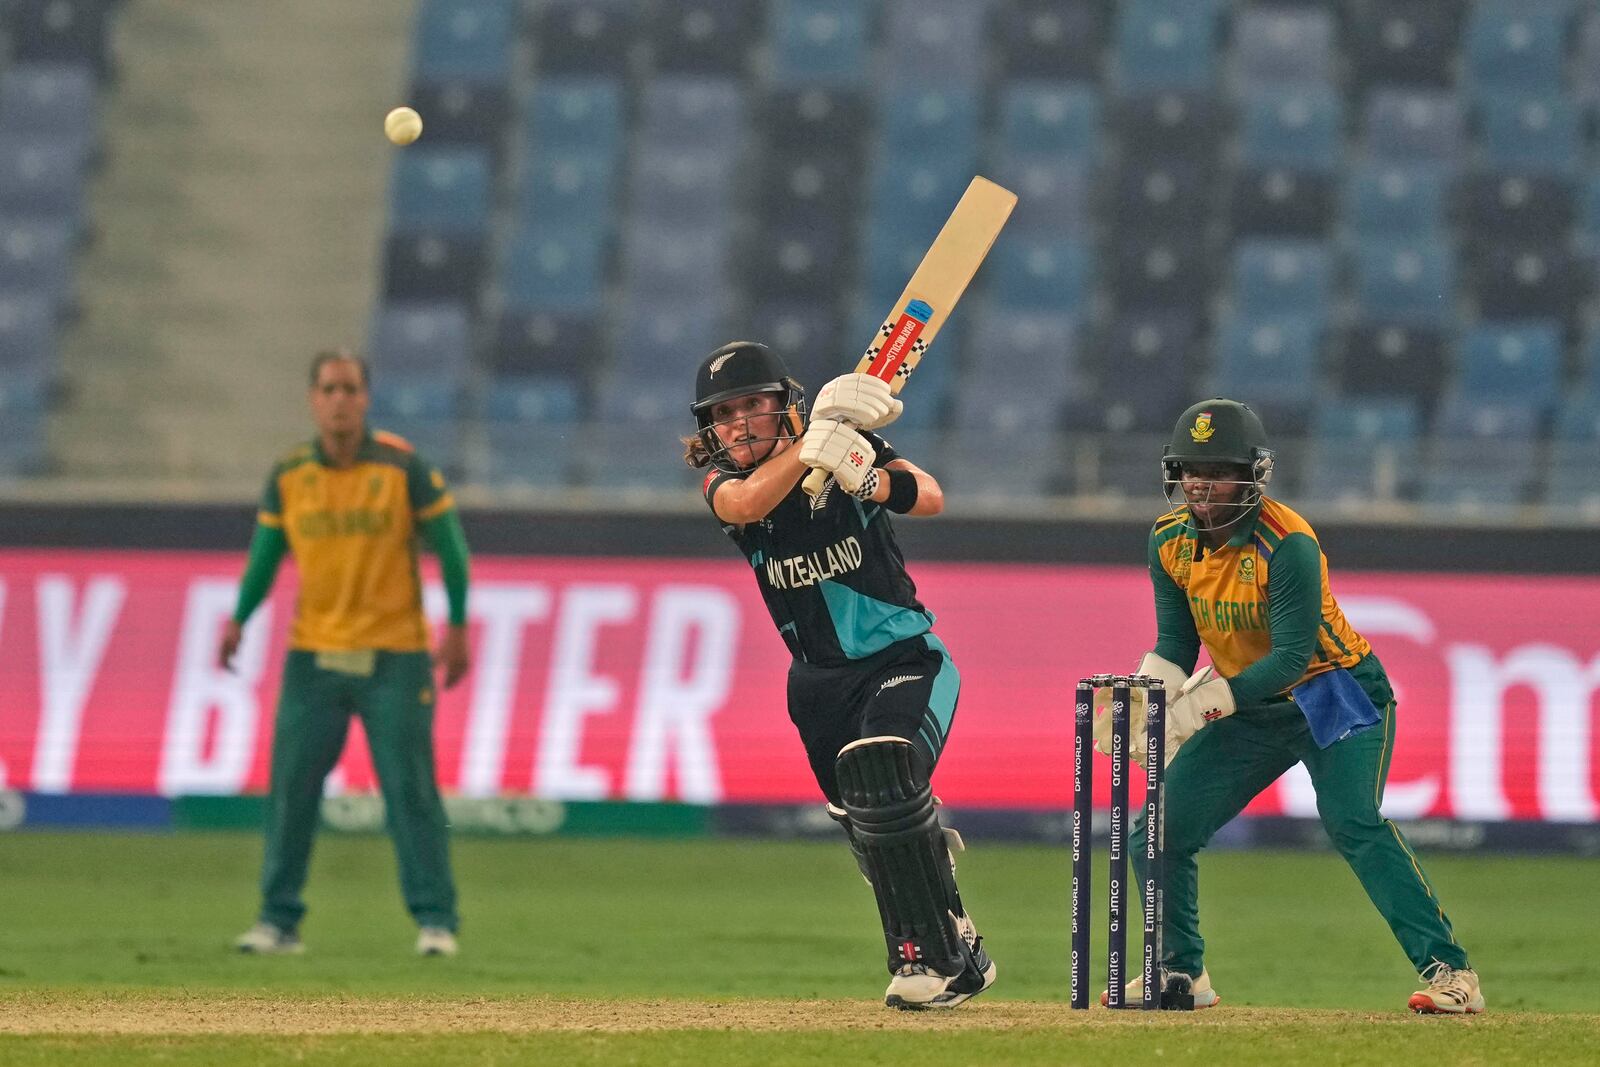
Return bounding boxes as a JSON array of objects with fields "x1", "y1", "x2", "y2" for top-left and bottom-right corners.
[{"x1": 764, "y1": 536, "x2": 865, "y2": 590}]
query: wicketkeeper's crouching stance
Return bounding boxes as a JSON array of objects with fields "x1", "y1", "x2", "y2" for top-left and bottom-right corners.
[{"x1": 684, "y1": 341, "x2": 995, "y2": 1009}]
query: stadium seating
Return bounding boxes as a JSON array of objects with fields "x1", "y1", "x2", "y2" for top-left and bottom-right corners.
[{"x1": 346, "y1": 0, "x2": 1600, "y2": 514}]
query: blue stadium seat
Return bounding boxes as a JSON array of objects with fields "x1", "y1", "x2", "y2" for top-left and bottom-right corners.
[
  {"x1": 1230, "y1": 167, "x2": 1335, "y2": 238},
  {"x1": 1423, "y1": 393, "x2": 1541, "y2": 512},
  {"x1": 0, "y1": 63, "x2": 96, "y2": 140},
  {"x1": 603, "y1": 298, "x2": 724, "y2": 392},
  {"x1": 1340, "y1": 320, "x2": 1451, "y2": 409},
  {"x1": 370, "y1": 374, "x2": 466, "y2": 421},
  {"x1": 882, "y1": 0, "x2": 989, "y2": 86},
  {"x1": 999, "y1": 82, "x2": 1101, "y2": 164},
  {"x1": 501, "y1": 224, "x2": 606, "y2": 313},
  {"x1": 1083, "y1": 309, "x2": 1200, "y2": 389},
  {"x1": 1231, "y1": 240, "x2": 1333, "y2": 325},
  {"x1": 638, "y1": 76, "x2": 745, "y2": 153},
  {"x1": 746, "y1": 216, "x2": 847, "y2": 298},
  {"x1": 527, "y1": 78, "x2": 625, "y2": 158},
  {"x1": 413, "y1": 0, "x2": 515, "y2": 83},
  {"x1": 1365, "y1": 90, "x2": 1464, "y2": 162},
  {"x1": 1456, "y1": 321, "x2": 1562, "y2": 412},
  {"x1": 1232, "y1": 6, "x2": 1336, "y2": 88},
  {"x1": 1577, "y1": 9, "x2": 1600, "y2": 110},
  {"x1": 878, "y1": 87, "x2": 981, "y2": 160},
  {"x1": 1239, "y1": 87, "x2": 1343, "y2": 173},
  {"x1": 996, "y1": 0, "x2": 1104, "y2": 81},
  {"x1": 1345, "y1": 163, "x2": 1448, "y2": 237},
  {"x1": 1581, "y1": 172, "x2": 1600, "y2": 252},
  {"x1": 518, "y1": 149, "x2": 618, "y2": 237},
  {"x1": 583, "y1": 422, "x2": 702, "y2": 490},
  {"x1": 484, "y1": 416, "x2": 582, "y2": 490},
  {"x1": 987, "y1": 236, "x2": 1092, "y2": 314},
  {"x1": 1115, "y1": 90, "x2": 1225, "y2": 161},
  {"x1": 860, "y1": 219, "x2": 929, "y2": 310},
  {"x1": 6, "y1": 0, "x2": 115, "y2": 77},
  {"x1": 1352, "y1": 239, "x2": 1456, "y2": 326},
  {"x1": 0, "y1": 134, "x2": 86, "y2": 228},
  {"x1": 995, "y1": 156, "x2": 1092, "y2": 236},
  {"x1": 389, "y1": 147, "x2": 491, "y2": 235},
  {"x1": 383, "y1": 232, "x2": 486, "y2": 303},
  {"x1": 1464, "y1": 2, "x2": 1565, "y2": 98},
  {"x1": 1114, "y1": 0, "x2": 1220, "y2": 93},
  {"x1": 1306, "y1": 397, "x2": 1422, "y2": 504},
  {"x1": 1479, "y1": 95, "x2": 1582, "y2": 174},
  {"x1": 760, "y1": 87, "x2": 867, "y2": 155},
  {"x1": 747, "y1": 299, "x2": 840, "y2": 393},
  {"x1": 865, "y1": 156, "x2": 979, "y2": 240},
  {"x1": 1548, "y1": 394, "x2": 1600, "y2": 516},
  {"x1": 406, "y1": 78, "x2": 510, "y2": 151},
  {"x1": 648, "y1": 0, "x2": 761, "y2": 76},
  {"x1": 490, "y1": 309, "x2": 603, "y2": 378},
  {"x1": 769, "y1": 0, "x2": 871, "y2": 88},
  {"x1": 1471, "y1": 244, "x2": 1585, "y2": 326},
  {"x1": 1110, "y1": 235, "x2": 1211, "y2": 314},
  {"x1": 1210, "y1": 313, "x2": 1320, "y2": 417},
  {"x1": 0, "y1": 216, "x2": 75, "y2": 313},
  {"x1": 1348, "y1": 0, "x2": 1459, "y2": 89},
  {"x1": 369, "y1": 302, "x2": 472, "y2": 375},
  {"x1": 757, "y1": 155, "x2": 857, "y2": 236},
  {"x1": 0, "y1": 292, "x2": 56, "y2": 408},
  {"x1": 0, "y1": 409, "x2": 46, "y2": 475},
  {"x1": 622, "y1": 224, "x2": 730, "y2": 303},
  {"x1": 534, "y1": 0, "x2": 636, "y2": 75},
  {"x1": 1113, "y1": 156, "x2": 1211, "y2": 236},
  {"x1": 628, "y1": 147, "x2": 737, "y2": 228},
  {"x1": 1461, "y1": 172, "x2": 1575, "y2": 243},
  {"x1": 954, "y1": 306, "x2": 1079, "y2": 432},
  {"x1": 483, "y1": 375, "x2": 585, "y2": 424}
]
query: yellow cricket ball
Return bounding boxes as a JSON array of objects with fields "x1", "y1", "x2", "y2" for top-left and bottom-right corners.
[{"x1": 384, "y1": 106, "x2": 423, "y2": 146}]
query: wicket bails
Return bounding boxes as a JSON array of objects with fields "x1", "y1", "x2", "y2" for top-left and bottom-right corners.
[{"x1": 1069, "y1": 674, "x2": 1167, "y2": 1011}]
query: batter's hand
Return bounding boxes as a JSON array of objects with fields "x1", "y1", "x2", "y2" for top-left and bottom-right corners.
[
  {"x1": 799, "y1": 418, "x2": 876, "y2": 494},
  {"x1": 435, "y1": 624, "x2": 471, "y2": 690},
  {"x1": 217, "y1": 620, "x2": 243, "y2": 673},
  {"x1": 812, "y1": 373, "x2": 902, "y2": 430}
]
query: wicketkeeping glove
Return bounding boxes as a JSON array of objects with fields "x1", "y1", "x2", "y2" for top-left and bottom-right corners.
[
  {"x1": 812, "y1": 373, "x2": 903, "y2": 430},
  {"x1": 799, "y1": 418, "x2": 876, "y2": 495},
  {"x1": 1165, "y1": 665, "x2": 1236, "y2": 758}
]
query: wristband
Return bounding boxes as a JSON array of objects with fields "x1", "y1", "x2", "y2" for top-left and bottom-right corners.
[
  {"x1": 884, "y1": 467, "x2": 919, "y2": 513},
  {"x1": 847, "y1": 467, "x2": 880, "y2": 500}
]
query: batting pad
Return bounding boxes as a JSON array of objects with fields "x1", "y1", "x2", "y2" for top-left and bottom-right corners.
[{"x1": 836, "y1": 736, "x2": 968, "y2": 977}]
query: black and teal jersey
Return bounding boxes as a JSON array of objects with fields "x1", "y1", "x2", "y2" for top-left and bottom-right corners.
[{"x1": 702, "y1": 432, "x2": 934, "y2": 666}]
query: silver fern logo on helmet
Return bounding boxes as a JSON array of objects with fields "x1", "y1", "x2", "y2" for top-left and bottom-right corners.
[{"x1": 708, "y1": 352, "x2": 736, "y2": 375}]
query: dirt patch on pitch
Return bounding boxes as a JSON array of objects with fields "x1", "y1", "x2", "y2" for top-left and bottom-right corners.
[{"x1": 0, "y1": 993, "x2": 1550, "y2": 1035}]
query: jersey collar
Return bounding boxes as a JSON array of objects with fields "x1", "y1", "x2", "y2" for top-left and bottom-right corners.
[
  {"x1": 1180, "y1": 499, "x2": 1265, "y2": 549},
  {"x1": 312, "y1": 426, "x2": 374, "y2": 467}
]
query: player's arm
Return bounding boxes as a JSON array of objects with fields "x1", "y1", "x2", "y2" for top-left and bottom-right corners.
[
  {"x1": 410, "y1": 455, "x2": 472, "y2": 688},
  {"x1": 709, "y1": 444, "x2": 808, "y2": 525},
  {"x1": 219, "y1": 482, "x2": 289, "y2": 671},
  {"x1": 874, "y1": 457, "x2": 942, "y2": 516},
  {"x1": 1226, "y1": 532, "x2": 1320, "y2": 704}
]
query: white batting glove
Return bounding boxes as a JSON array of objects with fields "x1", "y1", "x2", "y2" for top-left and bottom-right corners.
[
  {"x1": 1091, "y1": 686, "x2": 1149, "y2": 768},
  {"x1": 1166, "y1": 665, "x2": 1236, "y2": 757},
  {"x1": 799, "y1": 418, "x2": 876, "y2": 495},
  {"x1": 812, "y1": 373, "x2": 903, "y2": 430}
]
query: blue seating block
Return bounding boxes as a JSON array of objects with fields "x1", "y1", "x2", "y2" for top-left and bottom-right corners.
[
  {"x1": 390, "y1": 147, "x2": 492, "y2": 235},
  {"x1": 1240, "y1": 87, "x2": 1343, "y2": 172},
  {"x1": 769, "y1": 0, "x2": 870, "y2": 87},
  {"x1": 527, "y1": 77, "x2": 625, "y2": 157},
  {"x1": 1115, "y1": 0, "x2": 1219, "y2": 92},
  {"x1": 414, "y1": 0, "x2": 515, "y2": 82},
  {"x1": 1232, "y1": 240, "x2": 1333, "y2": 324},
  {"x1": 1345, "y1": 163, "x2": 1449, "y2": 237},
  {"x1": 1457, "y1": 321, "x2": 1562, "y2": 411},
  {"x1": 1353, "y1": 240, "x2": 1456, "y2": 326},
  {"x1": 999, "y1": 82, "x2": 1101, "y2": 163}
]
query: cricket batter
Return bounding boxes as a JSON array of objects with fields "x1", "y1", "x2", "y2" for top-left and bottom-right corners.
[
  {"x1": 685, "y1": 341, "x2": 996, "y2": 1010},
  {"x1": 223, "y1": 349, "x2": 471, "y2": 957},
  {"x1": 1099, "y1": 398, "x2": 1482, "y2": 1014}
]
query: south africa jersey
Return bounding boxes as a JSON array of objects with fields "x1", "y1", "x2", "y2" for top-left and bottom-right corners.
[
  {"x1": 1149, "y1": 496, "x2": 1373, "y2": 705},
  {"x1": 703, "y1": 432, "x2": 934, "y2": 666},
  {"x1": 258, "y1": 429, "x2": 455, "y2": 652}
]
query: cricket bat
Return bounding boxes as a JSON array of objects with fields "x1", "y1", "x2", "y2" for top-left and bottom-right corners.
[{"x1": 802, "y1": 174, "x2": 1017, "y2": 497}]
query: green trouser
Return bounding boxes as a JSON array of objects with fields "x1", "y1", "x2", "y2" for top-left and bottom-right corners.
[
  {"x1": 1130, "y1": 696, "x2": 1468, "y2": 977},
  {"x1": 258, "y1": 650, "x2": 457, "y2": 932}
]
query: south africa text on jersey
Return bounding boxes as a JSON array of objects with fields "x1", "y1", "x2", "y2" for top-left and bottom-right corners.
[{"x1": 763, "y1": 536, "x2": 865, "y2": 590}]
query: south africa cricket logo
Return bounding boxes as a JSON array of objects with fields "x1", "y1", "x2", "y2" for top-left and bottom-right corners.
[
  {"x1": 1190, "y1": 411, "x2": 1215, "y2": 442},
  {"x1": 1238, "y1": 556, "x2": 1256, "y2": 584}
]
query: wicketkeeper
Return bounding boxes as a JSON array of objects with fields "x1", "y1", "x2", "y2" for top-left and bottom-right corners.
[{"x1": 1099, "y1": 398, "x2": 1482, "y2": 1014}]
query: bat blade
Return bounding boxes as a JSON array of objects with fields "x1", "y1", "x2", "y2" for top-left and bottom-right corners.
[{"x1": 803, "y1": 175, "x2": 1016, "y2": 496}]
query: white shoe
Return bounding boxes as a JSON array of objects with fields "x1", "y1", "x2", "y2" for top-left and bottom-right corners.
[
  {"x1": 1100, "y1": 966, "x2": 1219, "y2": 1008},
  {"x1": 883, "y1": 913, "x2": 996, "y2": 1010},
  {"x1": 416, "y1": 926, "x2": 458, "y2": 957},
  {"x1": 234, "y1": 922, "x2": 303, "y2": 955},
  {"x1": 1409, "y1": 962, "x2": 1483, "y2": 1014}
]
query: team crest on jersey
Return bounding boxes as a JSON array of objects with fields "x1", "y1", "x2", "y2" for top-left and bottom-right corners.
[
  {"x1": 809, "y1": 476, "x2": 836, "y2": 512},
  {"x1": 1238, "y1": 556, "x2": 1256, "y2": 584},
  {"x1": 1190, "y1": 411, "x2": 1215, "y2": 442}
]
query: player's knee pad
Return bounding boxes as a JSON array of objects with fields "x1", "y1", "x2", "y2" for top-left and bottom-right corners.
[{"x1": 835, "y1": 736, "x2": 968, "y2": 975}]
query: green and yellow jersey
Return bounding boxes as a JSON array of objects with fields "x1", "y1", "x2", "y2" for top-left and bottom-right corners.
[
  {"x1": 1149, "y1": 497, "x2": 1375, "y2": 707},
  {"x1": 232, "y1": 429, "x2": 470, "y2": 653}
]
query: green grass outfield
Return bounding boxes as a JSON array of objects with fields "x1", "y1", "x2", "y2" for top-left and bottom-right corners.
[{"x1": 1, "y1": 832, "x2": 1594, "y2": 1065}]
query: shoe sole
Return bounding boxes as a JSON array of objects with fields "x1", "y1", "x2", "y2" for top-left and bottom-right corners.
[
  {"x1": 1408, "y1": 993, "x2": 1484, "y2": 1015},
  {"x1": 886, "y1": 962, "x2": 997, "y2": 1011}
]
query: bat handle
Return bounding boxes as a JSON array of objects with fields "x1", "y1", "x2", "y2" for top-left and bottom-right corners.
[{"x1": 801, "y1": 466, "x2": 829, "y2": 497}]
